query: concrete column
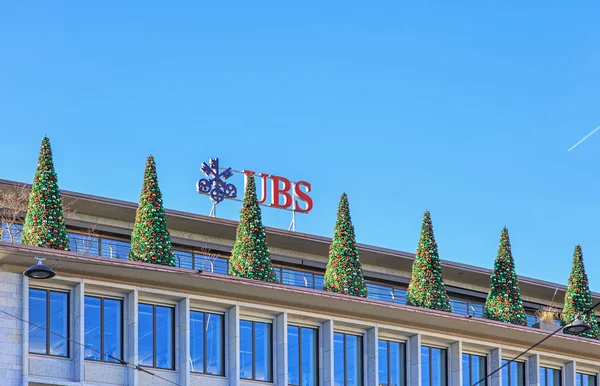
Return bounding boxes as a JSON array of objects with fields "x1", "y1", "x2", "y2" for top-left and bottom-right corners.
[
  {"x1": 526, "y1": 354, "x2": 540, "y2": 386},
  {"x1": 489, "y1": 348, "x2": 502, "y2": 386},
  {"x1": 449, "y1": 341, "x2": 462, "y2": 386},
  {"x1": 126, "y1": 289, "x2": 138, "y2": 386},
  {"x1": 73, "y1": 282, "x2": 85, "y2": 382},
  {"x1": 178, "y1": 297, "x2": 190, "y2": 386},
  {"x1": 365, "y1": 327, "x2": 378, "y2": 386},
  {"x1": 227, "y1": 305, "x2": 240, "y2": 386},
  {"x1": 275, "y1": 313, "x2": 288, "y2": 386},
  {"x1": 408, "y1": 333, "x2": 421, "y2": 386},
  {"x1": 20, "y1": 275, "x2": 29, "y2": 386},
  {"x1": 564, "y1": 362, "x2": 576, "y2": 386},
  {"x1": 322, "y1": 320, "x2": 334, "y2": 386}
]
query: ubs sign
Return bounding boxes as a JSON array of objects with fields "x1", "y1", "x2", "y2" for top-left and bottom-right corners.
[{"x1": 196, "y1": 158, "x2": 313, "y2": 219}]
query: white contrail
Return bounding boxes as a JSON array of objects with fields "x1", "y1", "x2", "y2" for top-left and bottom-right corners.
[{"x1": 567, "y1": 125, "x2": 600, "y2": 152}]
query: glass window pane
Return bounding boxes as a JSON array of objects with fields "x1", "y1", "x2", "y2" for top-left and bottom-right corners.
[
  {"x1": 49, "y1": 291, "x2": 68, "y2": 356},
  {"x1": 190, "y1": 311, "x2": 204, "y2": 373},
  {"x1": 389, "y1": 341, "x2": 403, "y2": 386},
  {"x1": 84, "y1": 296, "x2": 101, "y2": 360},
  {"x1": 254, "y1": 322, "x2": 272, "y2": 382},
  {"x1": 301, "y1": 328, "x2": 318, "y2": 386},
  {"x1": 476, "y1": 355, "x2": 487, "y2": 386},
  {"x1": 138, "y1": 304, "x2": 154, "y2": 367},
  {"x1": 29, "y1": 289, "x2": 47, "y2": 355},
  {"x1": 462, "y1": 354, "x2": 470, "y2": 386},
  {"x1": 155, "y1": 306, "x2": 173, "y2": 369},
  {"x1": 346, "y1": 335, "x2": 362, "y2": 386},
  {"x1": 206, "y1": 313, "x2": 223, "y2": 375},
  {"x1": 288, "y1": 326, "x2": 300, "y2": 385},
  {"x1": 378, "y1": 341, "x2": 389, "y2": 386},
  {"x1": 516, "y1": 362, "x2": 524, "y2": 386},
  {"x1": 334, "y1": 333, "x2": 345, "y2": 386},
  {"x1": 103, "y1": 299, "x2": 121, "y2": 362},
  {"x1": 422, "y1": 347, "x2": 431, "y2": 386},
  {"x1": 431, "y1": 348, "x2": 441, "y2": 386},
  {"x1": 240, "y1": 320, "x2": 253, "y2": 380}
]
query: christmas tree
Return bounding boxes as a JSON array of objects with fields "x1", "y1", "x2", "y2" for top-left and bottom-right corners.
[
  {"x1": 484, "y1": 227, "x2": 527, "y2": 325},
  {"x1": 406, "y1": 211, "x2": 452, "y2": 311},
  {"x1": 562, "y1": 245, "x2": 599, "y2": 339},
  {"x1": 128, "y1": 156, "x2": 175, "y2": 266},
  {"x1": 323, "y1": 193, "x2": 367, "y2": 297},
  {"x1": 228, "y1": 174, "x2": 277, "y2": 282},
  {"x1": 21, "y1": 137, "x2": 70, "y2": 251}
]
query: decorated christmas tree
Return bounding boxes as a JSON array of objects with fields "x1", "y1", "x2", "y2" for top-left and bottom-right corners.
[
  {"x1": 128, "y1": 156, "x2": 175, "y2": 266},
  {"x1": 406, "y1": 211, "x2": 452, "y2": 311},
  {"x1": 228, "y1": 174, "x2": 277, "y2": 282},
  {"x1": 562, "y1": 245, "x2": 599, "y2": 339},
  {"x1": 323, "y1": 193, "x2": 367, "y2": 297},
  {"x1": 484, "y1": 227, "x2": 527, "y2": 325},
  {"x1": 21, "y1": 137, "x2": 70, "y2": 251}
]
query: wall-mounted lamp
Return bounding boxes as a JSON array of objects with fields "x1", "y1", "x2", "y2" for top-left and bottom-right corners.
[{"x1": 23, "y1": 257, "x2": 56, "y2": 280}]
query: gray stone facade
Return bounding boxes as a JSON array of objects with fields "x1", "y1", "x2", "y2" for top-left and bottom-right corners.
[{"x1": 0, "y1": 269, "x2": 599, "y2": 386}]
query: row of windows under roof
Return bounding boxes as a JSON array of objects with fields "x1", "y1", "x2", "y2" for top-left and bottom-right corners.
[
  {"x1": 29, "y1": 288, "x2": 596, "y2": 386},
  {"x1": 2, "y1": 224, "x2": 569, "y2": 328}
]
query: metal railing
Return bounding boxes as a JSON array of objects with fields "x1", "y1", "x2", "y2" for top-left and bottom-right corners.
[{"x1": 1, "y1": 222, "x2": 548, "y2": 326}]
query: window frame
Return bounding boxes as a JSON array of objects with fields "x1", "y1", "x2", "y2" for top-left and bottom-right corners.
[
  {"x1": 576, "y1": 372, "x2": 598, "y2": 386},
  {"x1": 138, "y1": 303, "x2": 176, "y2": 370},
  {"x1": 334, "y1": 331, "x2": 364, "y2": 386},
  {"x1": 540, "y1": 366, "x2": 562, "y2": 386},
  {"x1": 378, "y1": 339, "x2": 407, "y2": 386},
  {"x1": 421, "y1": 345, "x2": 448, "y2": 386},
  {"x1": 189, "y1": 310, "x2": 226, "y2": 376},
  {"x1": 84, "y1": 295, "x2": 124, "y2": 363},
  {"x1": 288, "y1": 325, "x2": 319, "y2": 386},
  {"x1": 501, "y1": 359, "x2": 525, "y2": 386},
  {"x1": 240, "y1": 319, "x2": 273, "y2": 382},
  {"x1": 29, "y1": 288, "x2": 70, "y2": 358},
  {"x1": 462, "y1": 352, "x2": 487, "y2": 386}
]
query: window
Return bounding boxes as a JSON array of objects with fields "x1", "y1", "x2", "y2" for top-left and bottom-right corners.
[
  {"x1": 29, "y1": 288, "x2": 69, "y2": 357},
  {"x1": 240, "y1": 320, "x2": 272, "y2": 382},
  {"x1": 84, "y1": 296, "x2": 122, "y2": 362},
  {"x1": 462, "y1": 353, "x2": 486, "y2": 386},
  {"x1": 577, "y1": 373, "x2": 597, "y2": 386},
  {"x1": 502, "y1": 360, "x2": 525, "y2": 386},
  {"x1": 378, "y1": 340, "x2": 406, "y2": 386},
  {"x1": 540, "y1": 367, "x2": 561, "y2": 386},
  {"x1": 138, "y1": 304, "x2": 174, "y2": 369},
  {"x1": 334, "y1": 332, "x2": 363, "y2": 386},
  {"x1": 190, "y1": 311, "x2": 224, "y2": 375},
  {"x1": 421, "y1": 346, "x2": 447, "y2": 386},
  {"x1": 288, "y1": 325, "x2": 318, "y2": 386}
]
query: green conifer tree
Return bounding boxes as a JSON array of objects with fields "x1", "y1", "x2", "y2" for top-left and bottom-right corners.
[
  {"x1": 484, "y1": 227, "x2": 527, "y2": 325},
  {"x1": 406, "y1": 211, "x2": 452, "y2": 311},
  {"x1": 228, "y1": 175, "x2": 277, "y2": 282},
  {"x1": 323, "y1": 193, "x2": 367, "y2": 297},
  {"x1": 128, "y1": 156, "x2": 175, "y2": 266},
  {"x1": 21, "y1": 137, "x2": 70, "y2": 250},
  {"x1": 562, "y1": 245, "x2": 599, "y2": 339}
]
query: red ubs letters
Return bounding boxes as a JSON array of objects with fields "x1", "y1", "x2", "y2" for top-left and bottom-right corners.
[{"x1": 242, "y1": 170, "x2": 313, "y2": 213}]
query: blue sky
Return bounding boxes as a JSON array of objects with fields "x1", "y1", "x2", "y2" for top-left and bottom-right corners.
[{"x1": 1, "y1": 2, "x2": 599, "y2": 293}]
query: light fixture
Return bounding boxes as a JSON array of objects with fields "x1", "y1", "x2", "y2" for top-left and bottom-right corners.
[
  {"x1": 562, "y1": 318, "x2": 590, "y2": 334},
  {"x1": 23, "y1": 257, "x2": 56, "y2": 280},
  {"x1": 473, "y1": 300, "x2": 600, "y2": 385}
]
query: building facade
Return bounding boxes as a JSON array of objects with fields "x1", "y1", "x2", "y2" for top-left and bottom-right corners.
[{"x1": 0, "y1": 179, "x2": 599, "y2": 386}]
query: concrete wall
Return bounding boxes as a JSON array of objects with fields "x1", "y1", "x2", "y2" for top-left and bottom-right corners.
[{"x1": 1, "y1": 269, "x2": 599, "y2": 386}]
